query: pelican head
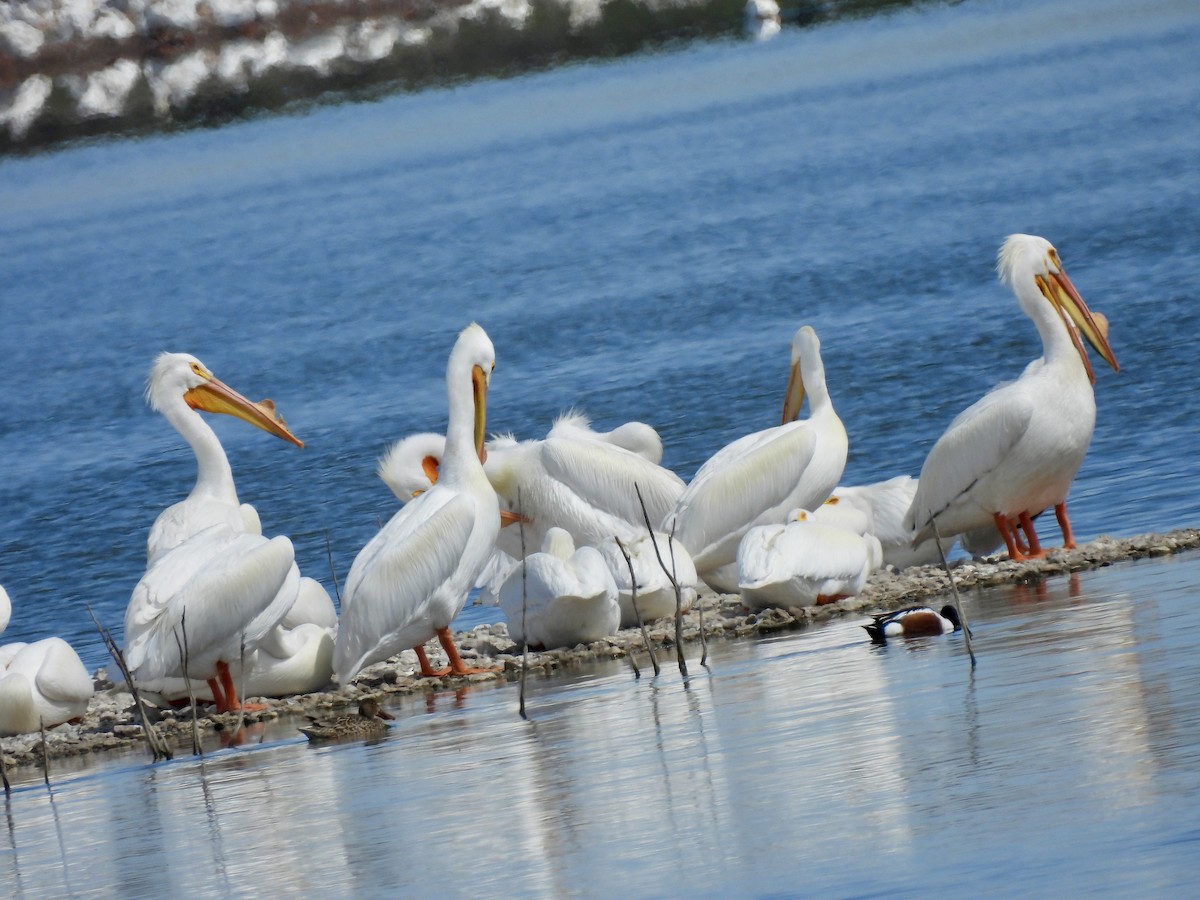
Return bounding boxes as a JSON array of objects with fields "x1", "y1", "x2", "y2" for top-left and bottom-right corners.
[
  {"x1": 147, "y1": 352, "x2": 304, "y2": 447},
  {"x1": 377, "y1": 432, "x2": 445, "y2": 502},
  {"x1": 781, "y1": 325, "x2": 820, "y2": 424},
  {"x1": 997, "y1": 235, "x2": 1120, "y2": 383},
  {"x1": 448, "y1": 323, "x2": 495, "y2": 465}
]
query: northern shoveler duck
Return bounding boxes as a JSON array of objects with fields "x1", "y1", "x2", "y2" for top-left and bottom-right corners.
[
  {"x1": 862, "y1": 605, "x2": 963, "y2": 644},
  {"x1": 299, "y1": 697, "x2": 395, "y2": 742}
]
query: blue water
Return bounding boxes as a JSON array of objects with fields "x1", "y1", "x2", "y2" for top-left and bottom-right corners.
[{"x1": 1, "y1": 0, "x2": 1200, "y2": 890}]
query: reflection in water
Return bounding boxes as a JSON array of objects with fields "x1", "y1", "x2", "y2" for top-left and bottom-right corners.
[{"x1": 3, "y1": 556, "x2": 1200, "y2": 894}]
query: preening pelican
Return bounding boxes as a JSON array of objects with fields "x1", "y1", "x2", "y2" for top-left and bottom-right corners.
[
  {"x1": 903, "y1": 235, "x2": 1119, "y2": 560},
  {"x1": 1, "y1": 585, "x2": 94, "y2": 736},
  {"x1": 498, "y1": 528, "x2": 621, "y2": 650},
  {"x1": 737, "y1": 509, "x2": 881, "y2": 610},
  {"x1": 595, "y1": 531, "x2": 698, "y2": 627},
  {"x1": 334, "y1": 324, "x2": 500, "y2": 683},
  {"x1": 668, "y1": 325, "x2": 848, "y2": 586},
  {"x1": 814, "y1": 476, "x2": 943, "y2": 569},
  {"x1": 143, "y1": 352, "x2": 303, "y2": 564}
]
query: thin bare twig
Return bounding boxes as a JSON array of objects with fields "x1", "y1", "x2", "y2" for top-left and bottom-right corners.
[
  {"x1": 0, "y1": 742, "x2": 10, "y2": 796},
  {"x1": 171, "y1": 609, "x2": 202, "y2": 756},
  {"x1": 38, "y1": 718, "x2": 50, "y2": 788},
  {"x1": 932, "y1": 522, "x2": 976, "y2": 668},
  {"x1": 615, "y1": 536, "x2": 659, "y2": 677},
  {"x1": 634, "y1": 484, "x2": 687, "y2": 677},
  {"x1": 324, "y1": 529, "x2": 342, "y2": 604},
  {"x1": 517, "y1": 489, "x2": 530, "y2": 721},
  {"x1": 87, "y1": 605, "x2": 171, "y2": 762},
  {"x1": 236, "y1": 634, "x2": 248, "y2": 735}
]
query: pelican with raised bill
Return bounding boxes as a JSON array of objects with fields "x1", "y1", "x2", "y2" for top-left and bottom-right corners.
[
  {"x1": 143, "y1": 352, "x2": 304, "y2": 563},
  {"x1": 667, "y1": 325, "x2": 848, "y2": 589},
  {"x1": 334, "y1": 323, "x2": 501, "y2": 683},
  {"x1": 124, "y1": 352, "x2": 311, "y2": 713},
  {"x1": 903, "y1": 235, "x2": 1119, "y2": 561}
]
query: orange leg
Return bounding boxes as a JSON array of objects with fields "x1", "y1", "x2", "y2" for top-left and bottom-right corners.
[
  {"x1": 993, "y1": 512, "x2": 1029, "y2": 562},
  {"x1": 436, "y1": 627, "x2": 500, "y2": 676},
  {"x1": 1011, "y1": 517, "x2": 1030, "y2": 555},
  {"x1": 816, "y1": 594, "x2": 850, "y2": 606},
  {"x1": 207, "y1": 676, "x2": 228, "y2": 711},
  {"x1": 415, "y1": 645, "x2": 451, "y2": 678},
  {"x1": 1055, "y1": 502, "x2": 1077, "y2": 549},
  {"x1": 1017, "y1": 511, "x2": 1046, "y2": 558},
  {"x1": 216, "y1": 660, "x2": 267, "y2": 713}
]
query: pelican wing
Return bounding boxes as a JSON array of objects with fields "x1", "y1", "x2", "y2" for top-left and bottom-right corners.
[
  {"x1": 337, "y1": 487, "x2": 480, "y2": 676},
  {"x1": 540, "y1": 438, "x2": 685, "y2": 530},
  {"x1": 905, "y1": 385, "x2": 1035, "y2": 538},
  {"x1": 671, "y1": 421, "x2": 819, "y2": 564},
  {"x1": 125, "y1": 527, "x2": 298, "y2": 680}
]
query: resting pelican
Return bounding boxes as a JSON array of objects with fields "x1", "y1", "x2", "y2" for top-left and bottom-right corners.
[
  {"x1": 498, "y1": 528, "x2": 620, "y2": 650},
  {"x1": 547, "y1": 410, "x2": 665, "y2": 464},
  {"x1": 334, "y1": 323, "x2": 500, "y2": 683},
  {"x1": 815, "y1": 476, "x2": 943, "y2": 569},
  {"x1": 144, "y1": 352, "x2": 303, "y2": 564},
  {"x1": 595, "y1": 531, "x2": 699, "y2": 627},
  {"x1": 667, "y1": 325, "x2": 848, "y2": 586},
  {"x1": 904, "y1": 235, "x2": 1119, "y2": 560},
  {"x1": 1, "y1": 585, "x2": 94, "y2": 736},
  {"x1": 737, "y1": 509, "x2": 881, "y2": 610}
]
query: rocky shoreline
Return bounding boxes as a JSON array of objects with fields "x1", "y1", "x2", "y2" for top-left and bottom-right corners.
[
  {"x1": 0, "y1": 0, "x2": 922, "y2": 151},
  {"x1": 3, "y1": 527, "x2": 1197, "y2": 779}
]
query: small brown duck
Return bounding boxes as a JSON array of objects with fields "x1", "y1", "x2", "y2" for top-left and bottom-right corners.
[{"x1": 299, "y1": 697, "x2": 395, "y2": 742}]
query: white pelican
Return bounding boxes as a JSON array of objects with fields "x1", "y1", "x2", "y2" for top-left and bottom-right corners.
[
  {"x1": 904, "y1": 235, "x2": 1119, "y2": 560},
  {"x1": 667, "y1": 325, "x2": 848, "y2": 586},
  {"x1": 124, "y1": 522, "x2": 302, "y2": 711},
  {"x1": 737, "y1": 509, "x2": 881, "y2": 610},
  {"x1": 134, "y1": 575, "x2": 337, "y2": 702},
  {"x1": 0, "y1": 585, "x2": 94, "y2": 737},
  {"x1": 334, "y1": 323, "x2": 500, "y2": 683},
  {"x1": 814, "y1": 476, "x2": 943, "y2": 569},
  {"x1": 547, "y1": 410, "x2": 665, "y2": 464},
  {"x1": 498, "y1": 528, "x2": 621, "y2": 650},
  {"x1": 375, "y1": 417, "x2": 685, "y2": 573},
  {"x1": 595, "y1": 531, "x2": 699, "y2": 627},
  {"x1": 144, "y1": 352, "x2": 303, "y2": 564}
]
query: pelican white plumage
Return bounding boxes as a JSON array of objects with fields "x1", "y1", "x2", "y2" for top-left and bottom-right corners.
[
  {"x1": 498, "y1": 528, "x2": 621, "y2": 649},
  {"x1": 125, "y1": 522, "x2": 302, "y2": 711},
  {"x1": 547, "y1": 410, "x2": 665, "y2": 464},
  {"x1": 667, "y1": 325, "x2": 848, "y2": 587},
  {"x1": 595, "y1": 532, "x2": 699, "y2": 627},
  {"x1": 143, "y1": 352, "x2": 303, "y2": 564},
  {"x1": 814, "y1": 476, "x2": 943, "y2": 569},
  {"x1": 744, "y1": 0, "x2": 781, "y2": 40},
  {"x1": 135, "y1": 575, "x2": 337, "y2": 702},
  {"x1": 376, "y1": 416, "x2": 685, "y2": 563},
  {"x1": 903, "y1": 235, "x2": 1119, "y2": 560},
  {"x1": 334, "y1": 323, "x2": 500, "y2": 683},
  {"x1": 126, "y1": 352, "x2": 310, "y2": 712},
  {"x1": 737, "y1": 509, "x2": 881, "y2": 610},
  {"x1": 1, "y1": 585, "x2": 94, "y2": 736}
]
